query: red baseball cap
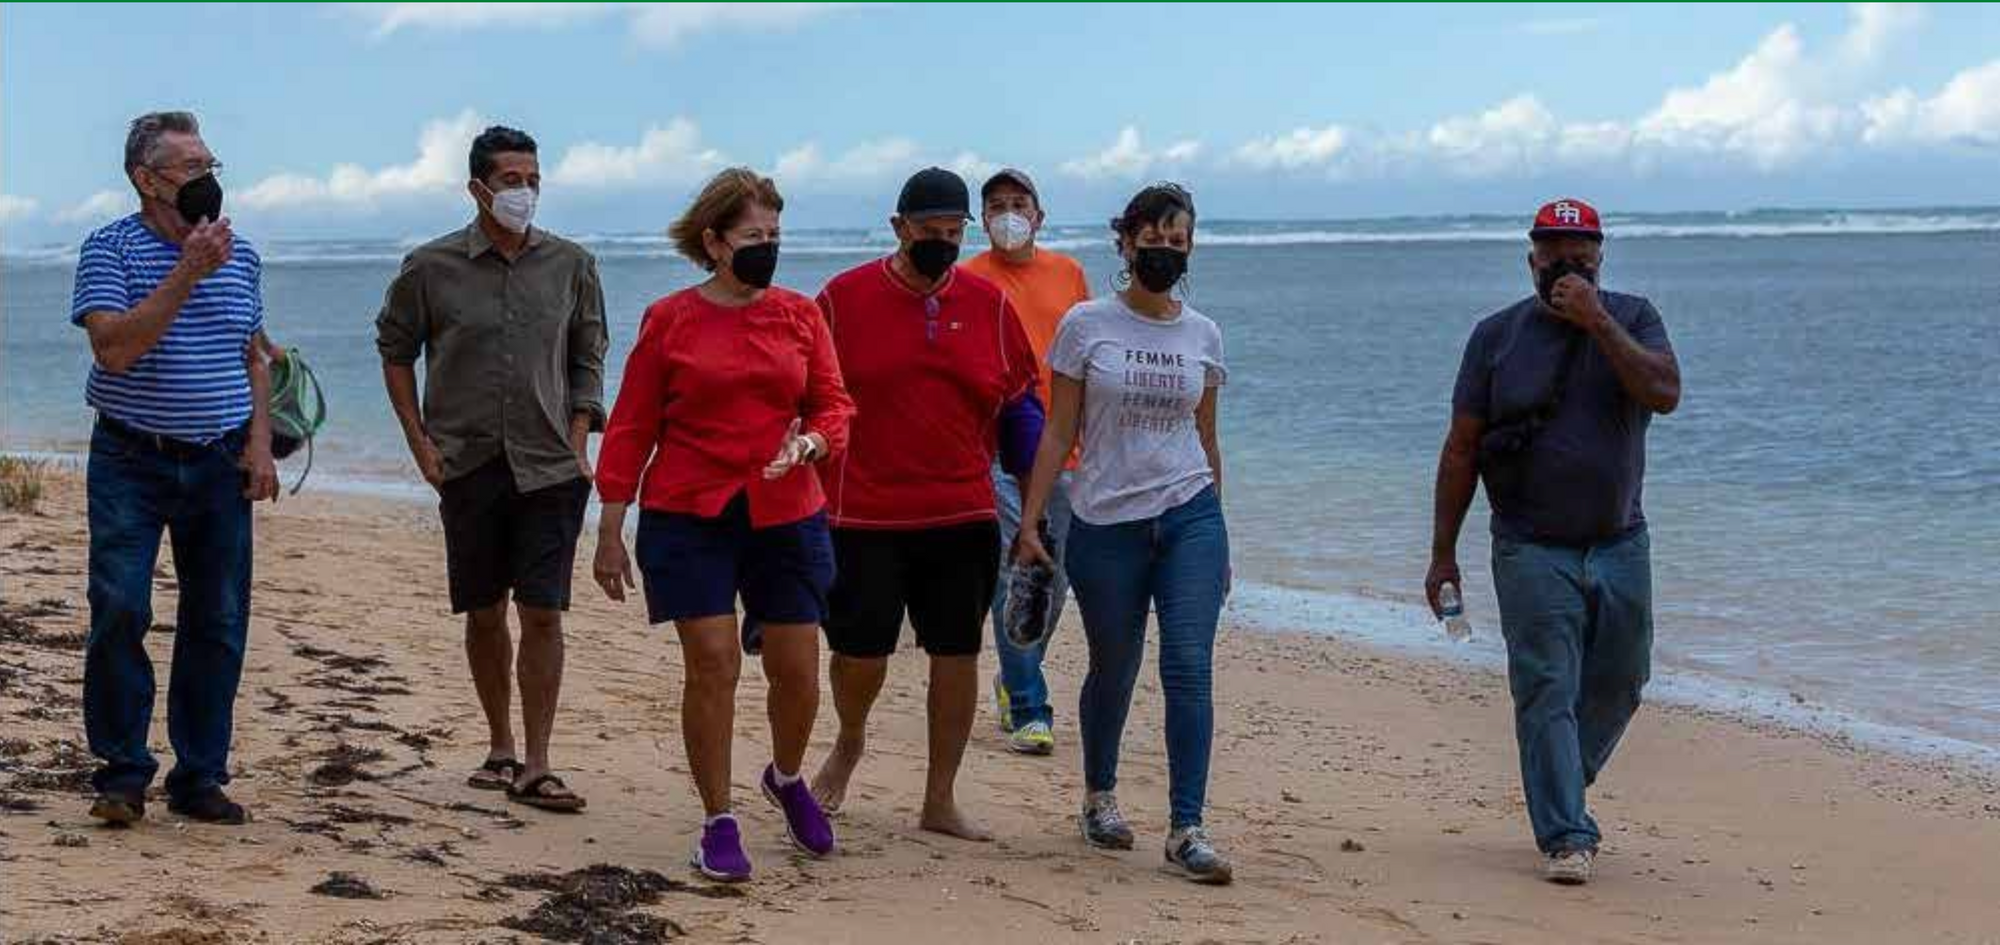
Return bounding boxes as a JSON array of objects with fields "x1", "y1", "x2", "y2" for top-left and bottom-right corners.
[{"x1": 1529, "y1": 198, "x2": 1603, "y2": 241}]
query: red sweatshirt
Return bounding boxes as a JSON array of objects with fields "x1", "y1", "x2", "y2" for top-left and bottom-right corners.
[
  {"x1": 596, "y1": 286, "x2": 854, "y2": 527},
  {"x1": 816, "y1": 258, "x2": 1038, "y2": 530}
]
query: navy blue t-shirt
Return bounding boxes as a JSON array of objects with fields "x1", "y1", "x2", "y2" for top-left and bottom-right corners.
[{"x1": 1452, "y1": 291, "x2": 1674, "y2": 546}]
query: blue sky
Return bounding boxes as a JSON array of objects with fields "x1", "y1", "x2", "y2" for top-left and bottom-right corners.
[{"x1": 4, "y1": 2, "x2": 1999, "y2": 244}]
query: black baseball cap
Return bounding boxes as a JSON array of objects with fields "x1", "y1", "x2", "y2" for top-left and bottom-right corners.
[{"x1": 896, "y1": 167, "x2": 971, "y2": 220}]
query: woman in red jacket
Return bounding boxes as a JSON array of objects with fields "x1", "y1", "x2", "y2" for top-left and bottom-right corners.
[{"x1": 593, "y1": 167, "x2": 854, "y2": 883}]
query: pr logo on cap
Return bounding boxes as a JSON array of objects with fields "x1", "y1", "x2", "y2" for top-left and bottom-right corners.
[{"x1": 1530, "y1": 197, "x2": 1604, "y2": 240}]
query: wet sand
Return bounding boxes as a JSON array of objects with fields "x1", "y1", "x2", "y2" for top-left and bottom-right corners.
[{"x1": 3, "y1": 470, "x2": 1998, "y2": 944}]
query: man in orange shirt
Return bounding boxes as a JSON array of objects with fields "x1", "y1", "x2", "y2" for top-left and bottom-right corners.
[{"x1": 963, "y1": 169, "x2": 1091, "y2": 756}]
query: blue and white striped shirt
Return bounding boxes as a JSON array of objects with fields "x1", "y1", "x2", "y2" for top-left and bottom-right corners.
[{"x1": 70, "y1": 214, "x2": 265, "y2": 442}]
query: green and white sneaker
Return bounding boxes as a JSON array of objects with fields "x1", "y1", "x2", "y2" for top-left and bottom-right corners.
[
  {"x1": 1007, "y1": 720, "x2": 1055, "y2": 756},
  {"x1": 1166, "y1": 825, "x2": 1235, "y2": 885},
  {"x1": 1080, "y1": 791, "x2": 1135, "y2": 850}
]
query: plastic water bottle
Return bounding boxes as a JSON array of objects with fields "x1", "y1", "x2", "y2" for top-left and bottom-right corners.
[{"x1": 1438, "y1": 581, "x2": 1473, "y2": 641}]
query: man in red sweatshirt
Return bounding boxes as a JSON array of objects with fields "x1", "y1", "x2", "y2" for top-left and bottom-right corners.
[{"x1": 809, "y1": 167, "x2": 1042, "y2": 841}]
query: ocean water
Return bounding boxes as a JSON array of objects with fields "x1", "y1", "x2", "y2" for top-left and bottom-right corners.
[{"x1": 6, "y1": 208, "x2": 1998, "y2": 760}]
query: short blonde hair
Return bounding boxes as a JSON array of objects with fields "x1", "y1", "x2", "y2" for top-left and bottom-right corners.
[{"x1": 669, "y1": 167, "x2": 785, "y2": 270}]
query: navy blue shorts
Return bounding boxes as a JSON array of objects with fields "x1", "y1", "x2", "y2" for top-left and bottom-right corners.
[{"x1": 634, "y1": 493, "x2": 835, "y2": 628}]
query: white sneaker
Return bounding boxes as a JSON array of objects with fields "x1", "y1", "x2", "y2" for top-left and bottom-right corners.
[
  {"x1": 1080, "y1": 791, "x2": 1135, "y2": 850},
  {"x1": 1543, "y1": 848, "x2": 1595, "y2": 885},
  {"x1": 1165, "y1": 825, "x2": 1235, "y2": 885}
]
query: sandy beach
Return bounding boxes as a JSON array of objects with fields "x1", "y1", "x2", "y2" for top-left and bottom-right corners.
[{"x1": 3, "y1": 470, "x2": 1998, "y2": 945}]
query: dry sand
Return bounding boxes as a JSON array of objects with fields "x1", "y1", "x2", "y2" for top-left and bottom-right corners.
[{"x1": 4, "y1": 471, "x2": 1999, "y2": 944}]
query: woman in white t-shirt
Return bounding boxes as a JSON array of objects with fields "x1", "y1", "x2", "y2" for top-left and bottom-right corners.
[{"x1": 1015, "y1": 182, "x2": 1233, "y2": 885}]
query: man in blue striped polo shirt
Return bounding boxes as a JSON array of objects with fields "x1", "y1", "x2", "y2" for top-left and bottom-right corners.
[{"x1": 71, "y1": 110, "x2": 281, "y2": 827}]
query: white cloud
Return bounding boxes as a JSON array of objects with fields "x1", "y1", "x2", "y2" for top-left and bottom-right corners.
[
  {"x1": 1231, "y1": 125, "x2": 1350, "y2": 171},
  {"x1": 1247, "y1": 2, "x2": 1941, "y2": 181},
  {"x1": 0, "y1": 195, "x2": 38, "y2": 225},
  {"x1": 943, "y1": 151, "x2": 1000, "y2": 185},
  {"x1": 364, "y1": 2, "x2": 608, "y2": 36},
  {"x1": 770, "y1": 139, "x2": 996, "y2": 189},
  {"x1": 1863, "y1": 60, "x2": 2000, "y2": 146},
  {"x1": 359, "y1": 2, "x2": 858, "y2": 47},
  {"x1": 237, "y1": 111, "x2": 733, "y2": 210},
  {"x1": 1059, "y1": 127, "x2": 1202, "y2": 181},
  {"x1": 773, "y1": 138, "x2": 916, "y2": 182},
  {"x1": 1840, "y1": 2, "x2": 1925, "y2": 63},
  {"x1": 57, "y1": 190, "x2": 135, "y2": 225},
  {"x1": 1424, "y1": 96, "x2": 1566, "y2": 175},
  {"x1": 772, "y1": 143, "x2": 822, "y2": 181},
  {"x1": 1630, "y1": 24, "x2": 1848, "y2": 168},
  {"x1": 625, "y1": 3, "x2": 859, "y2": 46},
  {"x1": 238, "y1": 110, "x2": 481, "y2": 210},
  {"x1": 824, "y1": 138, "x2": 919, "y2": 180},
  {"x1": 550, "y1": 119, "x2": 726, "y2": 188},
  {"x1": 1518, "y1": 17, "x2": 1600, "y2": 37},
  {"x1": 1623, "y1": 4, "x2": 1920, "y2": 166}
]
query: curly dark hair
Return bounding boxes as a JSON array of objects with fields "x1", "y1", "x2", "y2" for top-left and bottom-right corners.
[{"x1": 1110, "y1": 182, "x2": 1196, "y2": 252}]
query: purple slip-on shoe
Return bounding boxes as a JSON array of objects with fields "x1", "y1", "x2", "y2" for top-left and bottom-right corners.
[
  {"x1": 762, "y1": 763, "x2": 836, "y2": 857},
  {"x1": 692, "y1": 814, "x2": 753, "y2": 882}
]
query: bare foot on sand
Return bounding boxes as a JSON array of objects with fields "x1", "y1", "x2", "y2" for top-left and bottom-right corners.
[
  {"x1": 812, "y1": 737, "x2": 864, "y2": 813},
  {"x1": 920, "y1": 799, "x2": 993, "y2": 842}
]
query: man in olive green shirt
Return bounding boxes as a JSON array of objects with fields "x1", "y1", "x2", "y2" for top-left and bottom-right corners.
[{"x1": 375, "y1": 125, "x2": 607, "y2": 812}]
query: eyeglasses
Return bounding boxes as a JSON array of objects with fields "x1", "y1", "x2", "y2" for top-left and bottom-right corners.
[{"x1": 151, "y1": 159, "x2": 223, "y2": 179}]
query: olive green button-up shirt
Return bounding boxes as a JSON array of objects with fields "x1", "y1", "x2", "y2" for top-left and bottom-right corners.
[{"x1": 375, "y1": 224, "x2": 608, "y2": 492}]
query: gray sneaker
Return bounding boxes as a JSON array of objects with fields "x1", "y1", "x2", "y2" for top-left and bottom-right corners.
[
  {"x1": 1166, "y1": 825, "x2": 1235, "y2": 885},
  {"x1": 1543, "y1": 847, "x2": 1595, "y2": 885},
  {"x1": 1080, "y1": 791, "x2": 1135, "y2": 850}
]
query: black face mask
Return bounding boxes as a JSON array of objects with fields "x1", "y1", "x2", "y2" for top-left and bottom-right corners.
[
  {"x1": 728, "y1": 241, "x2": 779, "y2": 289},
  {"x1": 173, "y1": 173, "x2": 224, "y2": 226},
  {"x1": 907, "y1": 238, "x2": 959, "y2": 280},
  {"x1": 1132, "y1": 246, "x2": 1188, "y2": 294},
  {"x1": 1535, "y1": 258, "x2": 1597, "y2": 307}
]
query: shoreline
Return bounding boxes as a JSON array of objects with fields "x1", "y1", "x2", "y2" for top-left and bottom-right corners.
[
  {"x1": 11, "y1": 444, "x2": 1998, "y2": 780},
  {"x1": 3, "y1": 470, "x2": 1999, "y2": 942}
]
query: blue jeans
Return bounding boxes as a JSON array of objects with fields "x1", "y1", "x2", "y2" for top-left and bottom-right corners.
[
  {"x1": 1491, "y1": 526, "x2": 1653, "y2": 854},
  {"x1": 84, "y1": 419, "x2": 253, "y2": 802},
  {"x1": 1066, "y1": 486, "x2": 1228, "y2": 829},
  {"x1": 990, "y1": 464, "x2": 1074, "y2": 730}
]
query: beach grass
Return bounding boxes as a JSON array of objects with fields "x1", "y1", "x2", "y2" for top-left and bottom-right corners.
[{"x1": 0, "y1": 455, "x2": 50, "y2": 514}]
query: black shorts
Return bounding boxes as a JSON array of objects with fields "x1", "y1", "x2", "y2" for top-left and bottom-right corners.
[
  {"x1": 825, "y1": 521, "x2": 1000, "y2": 658},
  {"x1": 438, "y1": 457, "x2": 590, "y2": 614}
]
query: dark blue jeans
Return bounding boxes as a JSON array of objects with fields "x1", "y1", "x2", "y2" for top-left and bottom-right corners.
[
  {"x1": 1491, "y1": 526, "x2": 1653, "y2": 854},
  {"x1": 84, "y1": 419, "x2": 253, "y2": 802},
  {"x1": 1066, "y1": 486, "x2": 1229, "y2": 829}
]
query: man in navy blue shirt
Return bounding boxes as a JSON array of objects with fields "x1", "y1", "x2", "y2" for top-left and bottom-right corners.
[
  {"x1": 71, "y1": 110, "x2": 280, "y2": 827},
  {"x1": 1427, "y1": 198, "x2": 1681, "y2": 885}
]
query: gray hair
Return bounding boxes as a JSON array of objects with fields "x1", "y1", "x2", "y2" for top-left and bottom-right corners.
[{"x1": 124, "y1": 111, "x2": 201, "y2": 174}]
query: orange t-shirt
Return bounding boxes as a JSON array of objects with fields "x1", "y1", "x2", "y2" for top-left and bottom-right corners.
[
  {"x1": 962, "y1": 248, "x2": 1091, "y2": 412},
  {"x1": 964, "y1": 248, "x2": 1091, "y2": 472}
]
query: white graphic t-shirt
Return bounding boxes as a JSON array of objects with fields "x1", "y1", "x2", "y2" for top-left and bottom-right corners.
[{"x1": 1047, "y1": 296, "x2": 1226, "y2": 526}]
